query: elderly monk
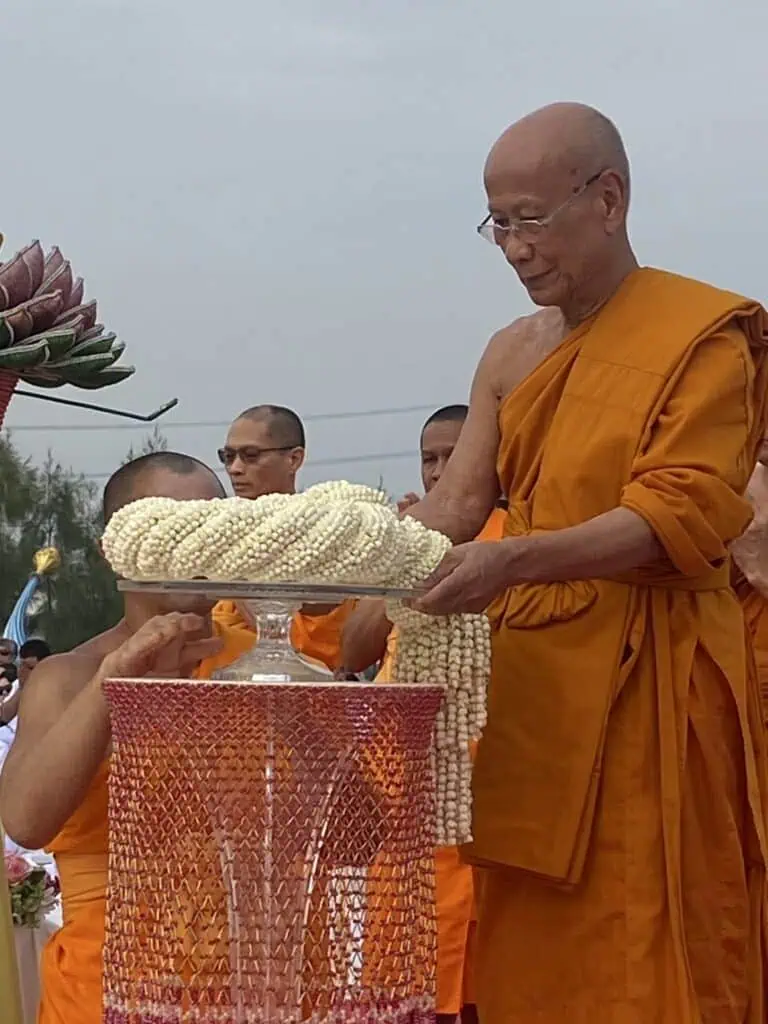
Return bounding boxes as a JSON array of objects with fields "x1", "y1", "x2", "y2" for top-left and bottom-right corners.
[
  {"x1": 214, "y1": 403, "x2": 351, "y2": 671},
  {"x1": 344, "y1": 403, "x2": 505, "y2": 1024},
  {"x1": 407, "y1": 102, "x2": 768, "y2": 1023},
  {"x1": 733, "y1": 438, "x2": 768, "y2": 727},
  {"x1": 0, "y1": 452, "x2": 253, "y2": 1024}
]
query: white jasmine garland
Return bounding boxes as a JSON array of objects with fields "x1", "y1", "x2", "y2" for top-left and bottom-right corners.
[{"x1": 102, "y1": 481, "x2": 491, "y2": 844}]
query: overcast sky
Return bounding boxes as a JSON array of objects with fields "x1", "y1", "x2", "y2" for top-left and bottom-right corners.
[{"x1": 2, "y1": 0, "x2": 767, "y2": 499}]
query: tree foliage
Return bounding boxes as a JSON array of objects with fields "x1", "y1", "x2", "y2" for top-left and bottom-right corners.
[
  {"x1": 0, "y1": 429, "x2": 168, "y2": 652},
  {"x1": 121, "y1": 425, "x2": 168, "y2": 465}
]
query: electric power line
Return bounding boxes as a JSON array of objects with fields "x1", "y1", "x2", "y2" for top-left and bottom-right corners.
[
  {"x1": 80, "y1": 448, "x2": 419, "y2": 481},
  {"x1": 5, "y1": 403, "x2": 439, "y2": 433}
]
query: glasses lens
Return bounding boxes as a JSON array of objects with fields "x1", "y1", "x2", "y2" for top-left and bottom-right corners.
[
  {"x1": 217, "y1": 448, "x2": 231, "y2": 466},
  {"x1": 478, "y1": 223, "x2": 499, "y2": 244}
]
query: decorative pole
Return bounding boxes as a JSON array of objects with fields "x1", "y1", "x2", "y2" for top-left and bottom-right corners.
[
  {"x1": 2, "y1": 547, "x2": 61, "y2": 652},
  {"x1": 0, "y1": 234, "x2": 135, "y2": 1024},
  {"x1": 0, "y1": 827, "x2": 24, "y2": 1024}
]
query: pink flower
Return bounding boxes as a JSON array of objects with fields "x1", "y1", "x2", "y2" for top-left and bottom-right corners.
[{"x1": 4, "y1": 852, "x2": 33, "y2": 885}]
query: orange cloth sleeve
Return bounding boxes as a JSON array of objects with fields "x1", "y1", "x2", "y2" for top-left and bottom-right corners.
[{"x1": 621, "y1": 329, "x2": 755, "y2": 576}]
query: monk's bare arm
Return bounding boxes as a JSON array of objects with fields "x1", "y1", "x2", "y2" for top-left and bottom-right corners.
[
  {"x1": 500, "y1": 507, "x2": 662, "y2": 583},
  {"x1": 406, "y1": 334, "x2": 505, "y2": 542},
  {"x1": 504, "y1": 329, "x2": 753, "y2": 583},
  {"x1": 0, "y1": 654, "x2": 110, "y2": 850},
  {"x1": 340, "y1": 599, "x2": 391, "y2": 673}
]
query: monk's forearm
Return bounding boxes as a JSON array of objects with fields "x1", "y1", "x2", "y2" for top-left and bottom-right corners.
[
  {"x1": 340, "y1": 599, "x2": 391, "y2": 673},
  {"x1": 507, "y1": 507, "x2": 664, "y2": 584},
  {"x1": 407, "y1": 492, "x2": 492, "y2": 544},
  {"x1": 0, "y1": 675, "x2": 110, "y2": 850}
]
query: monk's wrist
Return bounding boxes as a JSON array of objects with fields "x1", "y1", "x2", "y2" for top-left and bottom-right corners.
[{"x1": 497, "y1": 535, "x2": 541, "y2": 584}]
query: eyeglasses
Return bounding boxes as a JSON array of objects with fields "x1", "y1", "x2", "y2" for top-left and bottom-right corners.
[
  {"x1": 477, "y1": 170, "x2": 605, "y2": 246},
  {"x1": 217, "y1": 445, "x2": 298, "y2": 467}
]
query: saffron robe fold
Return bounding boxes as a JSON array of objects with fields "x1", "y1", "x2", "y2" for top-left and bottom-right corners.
[
  {"x1": 376, "y1": 506, "x2": 505, "y2": 1015},
  {"x1": 472, "y1": 267, "x2": 768, "y2": 1023},
  {"x1": 37, "y1": 624, "x2": 246, "y2": 1024}
]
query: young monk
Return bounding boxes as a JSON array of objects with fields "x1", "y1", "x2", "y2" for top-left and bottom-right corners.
[
  {"x1": 407, "y1": 103, "x2": 768, "y2": 1022},
  {"x1": 0, "y1": 452, "x2": 253, "y2": 1024},
  {"x1": 215, "y1": 404, "x2": 351, "y2": 670},
  {"x1": 341, "y1": 404, "x2": 505, "y2": 1024}
]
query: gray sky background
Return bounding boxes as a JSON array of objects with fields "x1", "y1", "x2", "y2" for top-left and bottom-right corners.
[{"x1": 2, "y1": 0, "x2": 768, "y2": 499}]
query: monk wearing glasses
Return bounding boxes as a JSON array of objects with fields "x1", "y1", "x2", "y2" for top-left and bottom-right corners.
[{"x1": 213, "y1": 403, "x2": 351, "y2": 673}]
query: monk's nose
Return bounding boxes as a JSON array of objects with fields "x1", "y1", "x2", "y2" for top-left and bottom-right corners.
[{"x1": 502, "y1": 231, "x2": 533, "y2": 266}]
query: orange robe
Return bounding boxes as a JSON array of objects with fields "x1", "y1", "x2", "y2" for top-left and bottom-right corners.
[
  {"x1": 212, "y1": 600, "x2": 352, "y2": 672},
  {"x1": 472, "y1": 268, "x2": 768, "y2": 1023},
  {"x1": 376, "y1": 506, "x2": 506, "y2": 1015},
  {"x1": 38, "y1": 623, "x2": 247, "y2": 1024}
]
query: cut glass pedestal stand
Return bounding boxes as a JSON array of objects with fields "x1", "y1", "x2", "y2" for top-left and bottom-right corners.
[{"x1": 104, "y1": 579, "x2": 442, "y2": 1024}]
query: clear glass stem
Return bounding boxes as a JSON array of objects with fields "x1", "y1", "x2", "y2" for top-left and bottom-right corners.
[{"x1": 213, "y1": 598, "x2": 331, "y2": 683}]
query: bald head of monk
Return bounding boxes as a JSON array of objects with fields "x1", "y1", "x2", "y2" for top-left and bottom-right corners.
[
  {"x1": 220, "y1": 405, "x2": 306, "y2": 499},
  {"x1": 421, "y1": 405, "x2": 468, "y2": 493},
  {"x1": 482, "y1": 102, "x2": 637, "y2": 324},
  {"x1": 102, "y1": 451, "x2": 226, "y2": 615}
]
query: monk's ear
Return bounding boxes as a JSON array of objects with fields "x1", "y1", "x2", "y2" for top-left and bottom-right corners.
[
  {"x1": 290, "y1": 447, "x2": 306, "y2": 473},
  {"x1": 599, "y1": 170, "x2": 628, "y2": 235}
]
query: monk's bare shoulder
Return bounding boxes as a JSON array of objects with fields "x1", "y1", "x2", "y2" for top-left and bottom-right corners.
[
  {"x1": 481, "y1": 308, "x2": 566, "y2": 400},
  {"x1": 15, "y1": 627, "x2": 125, "y2": 738}
]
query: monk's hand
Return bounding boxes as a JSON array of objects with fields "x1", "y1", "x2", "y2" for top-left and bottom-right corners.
[
  {"x1": 413, "y1": 542, "x2": 511, "y2": 615},
  {"x1": 397, "y1": 492, "x2": 421, "y2": 516},
  {"x1": 99, "y1": 613, "x2": 223, "y2": 681}
]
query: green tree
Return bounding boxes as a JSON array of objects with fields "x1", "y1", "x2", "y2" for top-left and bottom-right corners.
[
  {"x1": 0, "y1": 436, "x2": 122, "y2": 652},
  {"x1": 1, "y1": 428, "x2": 178, "y2": 651},
  {"x1": 121, "y1": 425, "x2": 168, "y2": 465}
]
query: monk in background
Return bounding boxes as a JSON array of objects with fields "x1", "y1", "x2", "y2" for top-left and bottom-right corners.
[
  {"x1": 0, "y1": 453, "x2": 252, "y2": 1024},
  {"x1": 407, "y1": 103, "x2": 768, "y2": 1022},
  {"x1": 342, "y1": 403, "x2": 505, "y2": 1024},
  {"x1": 732, "y1": 437, "x2": 768, "y2": 726},
  {"x1": 214, "y1": 403, "x2": 351, "y2": 671}
]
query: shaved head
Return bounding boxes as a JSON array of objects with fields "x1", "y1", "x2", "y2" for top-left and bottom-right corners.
[
  {"x1": 420, "y1": 405, "x2": 468, "y2": 493},
  {"x1": 236, "y1": 405, "x2": 305, "y2": 449},
  {"x1": 421, "y1": 404, "x2": 468, "y2": 440},
  {"x1": 486, "y1": 103, "x2": 629, "y2": 200},
  {"x1": 103, "y1": 451, "x2": 225, "y2": 524},
  {"x1": 482, "y1": 102, "x2": 636, "y2": 322}
]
